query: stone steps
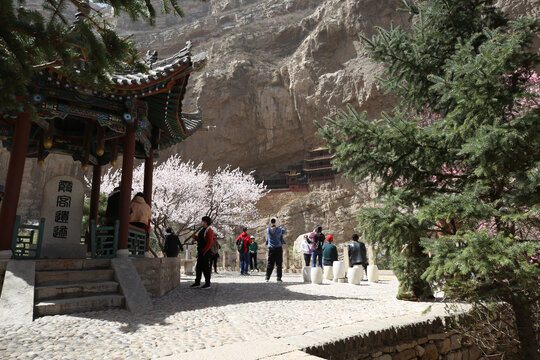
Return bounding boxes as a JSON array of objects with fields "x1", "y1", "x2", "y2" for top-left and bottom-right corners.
[
  {"x1": 34, "y1": 294, "x2": 125, "y2": 317},
  {"x1": 35, "y1": 269, "x2": 115, "y2": 286},
  {"x1": 33, "y1": 260, "x2": 124, "y2": 317},
  {"x1": 35, "y1": 259, "x2": 111, "y2": 272},
  {"x1": 35, "y1": 281, "x2": 120, "y2": 301}
]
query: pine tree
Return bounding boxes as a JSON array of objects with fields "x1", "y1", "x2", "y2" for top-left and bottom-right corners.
[
  {"x1": 317, "y1": 0, "x2": 539, "y2": 357},
  {"x1": 0, "y1": 0, "x2": 189, "y2": 111}
]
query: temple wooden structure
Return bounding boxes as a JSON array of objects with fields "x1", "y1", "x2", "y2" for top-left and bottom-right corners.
[{"x1": 0, "y1": 41, "x2": 204, "y2": 259}]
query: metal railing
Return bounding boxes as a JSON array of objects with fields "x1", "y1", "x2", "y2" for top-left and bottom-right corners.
[
  {"x1": 90, "y1": 220, "x2": 119, "y2": 258},
  {"x1": 128, "y1": 227, "x2": 146, "y2": 258},
  {"x1": 11, "y1": 216, "x2": 45, "y2": 259}
]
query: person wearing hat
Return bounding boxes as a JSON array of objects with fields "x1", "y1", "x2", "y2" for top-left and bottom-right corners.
[
  {"x1": 236, "y1": 226, "x2": 252, "y2": 275},
  {"x1": 301, "y1": 234, "x2": 312, "y2": 266},
  {"x1": 322, "y1": 234, "x2": 338, "y2": 267}
]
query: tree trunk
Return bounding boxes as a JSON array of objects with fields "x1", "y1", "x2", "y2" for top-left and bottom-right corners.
[{"x1": 511, "y1": 295, "x2": 539, "y2": 360}]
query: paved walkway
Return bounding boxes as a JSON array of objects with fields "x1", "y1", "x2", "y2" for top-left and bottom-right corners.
[{"x1": 0, "y1": 271, "x2": 462, "y2": 360}]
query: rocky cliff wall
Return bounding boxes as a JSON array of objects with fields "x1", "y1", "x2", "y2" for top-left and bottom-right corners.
[
  {"x1": 2, "y1": 0, "x2": 537, "y2": 223},
  {"x1": 250, "y1": 178, "x2": 376, "y2": 248},
  {"x1": 109, "y1": 0, "x2": 410, "y2": 176}
]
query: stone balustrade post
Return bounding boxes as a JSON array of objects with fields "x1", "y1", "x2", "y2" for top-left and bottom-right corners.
[{"x1": 343, "y1": 245, "x2": 350, "y2": 268}]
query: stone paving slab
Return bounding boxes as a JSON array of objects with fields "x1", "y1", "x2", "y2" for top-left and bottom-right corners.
[
  {"x1": 161, "y1": 338, "x2": 297, "y2": 360},
  {"x1": 0, "y1": 271, "x2": 466, "y2": 360}
]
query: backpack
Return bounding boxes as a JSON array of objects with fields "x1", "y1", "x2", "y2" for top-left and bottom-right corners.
[
  {"x1": 237, "y1": 234, "x2": 247, "y2": 252},
  {"x1": 314, "y1": 232, "x2": 325, "y2": 252},
  {"x1": 210, "y1": 236, "x2": 220, "y2": 256}
]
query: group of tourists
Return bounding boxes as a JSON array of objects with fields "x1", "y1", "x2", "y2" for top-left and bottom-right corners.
[
  {"x1": 301, "y1": 226, "x2": 368, "y2": 273},
  {"x1": 161, "y1": 215, "x2": 368, "y2": 289},
  {"x1": 235, "y1": 227, "x2": 259, "y2": 275}
]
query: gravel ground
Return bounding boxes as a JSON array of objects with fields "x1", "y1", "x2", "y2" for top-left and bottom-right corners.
[{"x1": 0, "y1": 271, "x2": 457, "y2": 360}]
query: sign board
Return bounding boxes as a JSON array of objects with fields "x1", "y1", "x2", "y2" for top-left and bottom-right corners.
[{"x1": 40, "y1": 176, "x2": 86, "y2": 259}]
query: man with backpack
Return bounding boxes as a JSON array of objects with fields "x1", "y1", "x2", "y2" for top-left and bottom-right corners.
[
  {"x1": 163, "y1": 227, "x2": 183, "y2": 257},
  {"x1": 236, "y1": 227, "x2": 252, "y2": 275},
  {"x1": 311, "y1": 225, "x2": 325, "y2": 268},
  {"x1": 265, "y1": 218, "x2": 286, "y2": 282}
]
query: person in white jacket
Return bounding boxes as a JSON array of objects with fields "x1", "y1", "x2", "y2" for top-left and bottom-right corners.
[{"x1": 300, "y1": 234, "x2": 312, "y2": 266}]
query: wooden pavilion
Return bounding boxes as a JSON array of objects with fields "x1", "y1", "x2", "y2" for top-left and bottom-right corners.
[{"x1": 0, "y1": 41, "x2": 205, "y2": 259}]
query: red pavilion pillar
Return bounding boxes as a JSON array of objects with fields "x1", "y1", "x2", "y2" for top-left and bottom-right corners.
[
  {"x1": 143, "y1": 149, "x2": 153, "y2": 252},
  {"x1": 117, "y1": 122, "x2": 135, "y2": 257},
  {"x1": 0, "y1": 112, "x2": 32, "y2": 258},
  {"x1": 88, "y1": 164, "x2": 101, "y2": 252}
]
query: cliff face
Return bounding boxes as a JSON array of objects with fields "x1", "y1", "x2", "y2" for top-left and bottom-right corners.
[
  {"x1": 107, "y1": 0, "x2": 410, "y2": 176},
  {"x1": 2, "y1": 0, "x2": 537, "y2": 223},
  {"x1": 109, "y1": 0, "x2": 538, "y2": 176}
]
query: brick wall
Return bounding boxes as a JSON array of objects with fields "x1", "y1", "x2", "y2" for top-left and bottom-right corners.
[
  {"x1": 304, "y1": 316, "x2": 484, "y2": 360},
  {"x1": 131, "y1": 258, "x2": 181, "y2": 297}
]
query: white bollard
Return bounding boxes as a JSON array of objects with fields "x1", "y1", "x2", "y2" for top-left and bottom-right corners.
[
  {"x1": 367, "y1": 264, "x2": 380, "y2": 282},
  {"x1": 347, "y1": 267, "x2": 362, "y2": 285},
  {"x1": 302, "y1": 266, "x2": 311, "y2": 283},
  {"x1": 323, "y1": 265, "x2": 333, "y2": 280},
  {"x1": 332, "y1": 261, "x2": 346, "y2": 281},
  {"x1": 353, "y1": 265, "x2": 365, "y2": 281},
  {"x1": 310, "y1": 267, "x2": 323, "y2": 284}
]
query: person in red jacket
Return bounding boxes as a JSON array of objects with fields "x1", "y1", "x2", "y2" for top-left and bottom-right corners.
[
  {"x1": 237, "y1": 227, "x2": 252, "y2": 275},
  {"x1": 190, "y1": 216, "x2": 215, "y2": 289}
]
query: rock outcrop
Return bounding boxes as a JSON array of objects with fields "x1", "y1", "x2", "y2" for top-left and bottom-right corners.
[{"x1": 251, "y1": 178, "x2": 376, "y2": 247}]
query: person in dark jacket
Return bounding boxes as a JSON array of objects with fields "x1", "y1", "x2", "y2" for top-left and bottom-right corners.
[
  {"x1": 163, "y1": 227, "x2": 183, "y2": 257},
  {"x1": 237, "y1": 227, "x2": 252, "y2": 275},
  {"x1": 311, "y1": 226, "x2": 325, "y2": 268},
  {"x1": 190, "y1": 216, "x2": 215, "y2": 289},
  {"x1": 348, "y1": 234, "x2": 368, "y2": 274},
  {"x1": 322, "y1": 234, "x2": 338, "y2": 266},
  {"x1": 211, "y1": 235, "x2": 220, "y2": 273},
  {"x1": 105, "y1": 187, "x2": 121, "y2": 226},
  {"x1": 249, "y1": 237, "x2": 258, "y2": 272}
]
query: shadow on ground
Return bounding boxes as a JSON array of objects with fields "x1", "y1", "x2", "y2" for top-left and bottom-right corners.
[{"x1": 70, "y1": 273, "x2": 374, "y2": 333}]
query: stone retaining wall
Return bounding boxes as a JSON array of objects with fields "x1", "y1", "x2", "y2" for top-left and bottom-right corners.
[
  {"x1": 0, "y1": 260, "x2": 7, "y2": 297},
  {"x1": 304, "y1": 317, "x2": 483, "y2": 360},
  {"x1": 131, "y1": 258, "x2": 181, "y2": 297}
]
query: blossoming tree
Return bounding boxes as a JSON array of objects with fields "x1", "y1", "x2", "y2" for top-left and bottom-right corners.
[{"x1": 95, "y1": 155, "x2": 266, "y2": 249}]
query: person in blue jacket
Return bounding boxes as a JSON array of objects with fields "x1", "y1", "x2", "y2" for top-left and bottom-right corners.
[{"x1": 265, "y1": 217, "x2": 286, "y2": 282}]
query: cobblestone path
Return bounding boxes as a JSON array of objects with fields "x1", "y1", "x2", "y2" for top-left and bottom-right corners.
[{"x1": 0, "y1": 272, "x2": 454, "y2": 360}]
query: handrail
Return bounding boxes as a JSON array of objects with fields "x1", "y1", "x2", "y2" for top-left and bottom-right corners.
[
  {"x1": 91, "y1": 219, "x2": 119, "y2": 258},
  {"x1": 11, "y1": 216, "x2": 45, "y2": 259}
]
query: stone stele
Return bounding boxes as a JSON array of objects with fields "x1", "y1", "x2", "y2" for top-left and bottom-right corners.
[{"x1": 40, "y1": 176, "x2": 85, "y2": 259}]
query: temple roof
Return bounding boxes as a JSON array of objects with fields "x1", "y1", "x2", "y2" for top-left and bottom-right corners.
[{"x1": 0, "y1": 42, "x2": 207, "y2": 165}]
